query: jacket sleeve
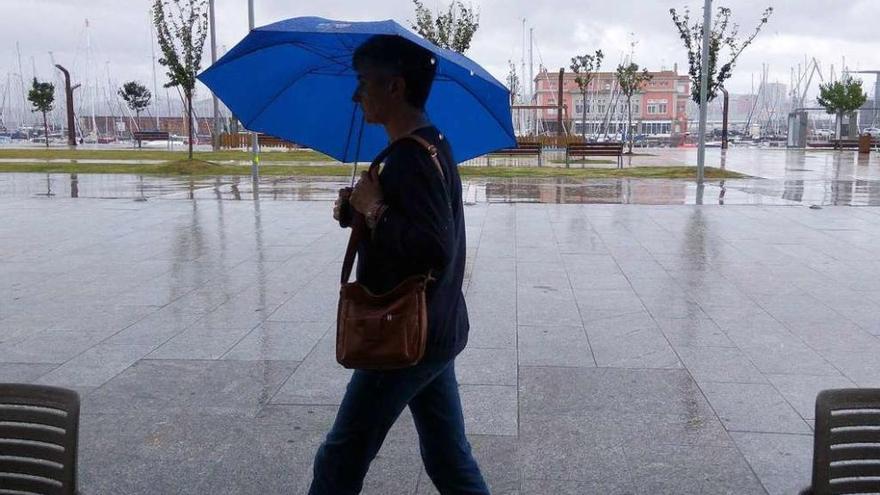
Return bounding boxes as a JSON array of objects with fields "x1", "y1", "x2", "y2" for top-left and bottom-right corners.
[{"x1": 371, "y1": 145, "x2": 454, "y2": 272}]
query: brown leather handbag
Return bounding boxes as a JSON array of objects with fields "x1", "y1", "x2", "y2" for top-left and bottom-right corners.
[{"x1": 336, "y1": 134, "x2": 448, "y2": 370}]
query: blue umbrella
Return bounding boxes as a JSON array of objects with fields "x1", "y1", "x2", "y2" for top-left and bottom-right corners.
[{"x1": 197, "y1": 16, "x2": 515, "y2": 164}]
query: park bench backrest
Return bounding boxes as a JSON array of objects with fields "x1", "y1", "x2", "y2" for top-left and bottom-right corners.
[
  {"x1": 568, "y1": 142, "x2": 624, "y2": 155},
  {"x1": 133, "y1": 131, "x2": 170, "y2": 140},
  {"x1": 489, "y1": 142, "x2": 542, "y2": 154}
]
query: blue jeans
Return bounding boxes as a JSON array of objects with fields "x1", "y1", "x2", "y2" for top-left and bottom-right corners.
[{"x1": 308, "y1": 359, "x2": 489, "y2": 494}]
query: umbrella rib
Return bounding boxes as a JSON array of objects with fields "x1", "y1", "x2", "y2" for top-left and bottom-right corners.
[{"x1": 207, "y1": 39, "x2": 352, "y2": 74}]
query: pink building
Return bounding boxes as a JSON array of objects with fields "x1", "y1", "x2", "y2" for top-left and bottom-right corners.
[{"x1": 533, "y1": 68, "x2": 690, "y2": 139}]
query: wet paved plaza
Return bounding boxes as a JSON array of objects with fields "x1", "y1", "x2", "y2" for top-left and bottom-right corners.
[{"x1": 3, "y1": 158, "x2": 880, "y2": 493}]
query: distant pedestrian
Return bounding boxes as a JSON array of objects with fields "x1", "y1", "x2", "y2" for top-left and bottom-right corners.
[{"x1": 308, "y1": 35, "x2": 489, "y2": 495}]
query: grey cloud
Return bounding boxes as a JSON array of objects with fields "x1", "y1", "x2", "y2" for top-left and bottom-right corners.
[{"x1": 1, "y1": 0, "x2": 877, "y2": 104}]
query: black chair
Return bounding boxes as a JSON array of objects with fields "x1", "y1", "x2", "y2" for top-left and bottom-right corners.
[
  {"x1": 803, "y1": 388, "x2": 880, "y2": 495},
  {"x1": 0, "y1": 383, "x2": 80, "y2": 495}
]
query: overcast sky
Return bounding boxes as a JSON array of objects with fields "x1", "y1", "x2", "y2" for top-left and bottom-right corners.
[{"x1": 2, "y1": 0, "x2": 878, "y2": 108}]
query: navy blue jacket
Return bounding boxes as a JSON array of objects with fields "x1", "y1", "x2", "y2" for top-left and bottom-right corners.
[{"x1": 355, "y1": 126, "x2": 469, "y2": 361}]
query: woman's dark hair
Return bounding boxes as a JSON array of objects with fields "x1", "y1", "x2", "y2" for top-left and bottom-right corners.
[{"x1": 353, "y1": 35, "x2": 437, "y2": 110}]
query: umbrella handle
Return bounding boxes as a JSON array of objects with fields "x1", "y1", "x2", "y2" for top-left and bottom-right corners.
[
  {"x1": 349, "y1": 111, "x2": 366, "y2": 188},
  {"x1": 350, "y1": 161, "x2": 358, "y2": 187}
]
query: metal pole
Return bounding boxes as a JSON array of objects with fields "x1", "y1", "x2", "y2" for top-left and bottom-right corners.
[
  {"x1": 696, "y1": 0, "x2": 712, "y2": 185},
  {"x1": 557, "y1": 68, "x2": 564, "y2": 138},
  {"x1": 209, "y1": 0, "x2": 220, "y2": 151},
  {"x1": 248, "y1": 0, "x2": 259, "y2": 183},
  {"x1": 529, "y1": 28, "x2": 534, "y2": 135}
]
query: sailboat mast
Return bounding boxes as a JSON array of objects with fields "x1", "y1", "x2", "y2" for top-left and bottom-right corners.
[
  {"x1": 529, "y1": 27, "x2": 534, "y2": 135},
  {"x1": 86, "y1": 19, "x2": 97, "y2": 139},
  {"x1": 16, "y1": 42, "x2": 27, "y2": 130}
]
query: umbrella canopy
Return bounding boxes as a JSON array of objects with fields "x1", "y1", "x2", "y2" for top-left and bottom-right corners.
[{"x1": 197, "y1": 16, "x2": 515, "y2": 163}]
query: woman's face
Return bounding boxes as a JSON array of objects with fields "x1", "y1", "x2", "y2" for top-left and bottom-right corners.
[{"x1": 352, "y1": 65, "x2": 403, "y2": 124}]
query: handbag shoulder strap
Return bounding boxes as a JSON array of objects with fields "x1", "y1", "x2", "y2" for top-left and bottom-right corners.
[{"x1": 340, "y1": 132, "x2": 448, "y2": 285}]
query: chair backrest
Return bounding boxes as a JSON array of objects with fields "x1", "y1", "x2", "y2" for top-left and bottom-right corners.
[
  {"x1": 0, "y1": 384, "x2": 80, "y2": 495},
  {"x1": 811, "y1": 388, "x2": 880, "y2": 495}
]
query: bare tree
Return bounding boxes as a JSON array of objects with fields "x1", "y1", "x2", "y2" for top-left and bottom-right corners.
[
  {"x1": 615, "y1": 63, "x2": 653, "y2": 153},
  {"x1": 152, "y1": 0, "x2": 208, "y2": 159},
  {"x1": 670, "y1": 5, "x2": 773, "y2": 105},
  {"x1": 506, "y1": 60, "x2": 520, "y2": 105},
  {"x1": 570, "y1": 51, "x2": 604, "y2": 140},
  {"x1": 411, "y1": 0, "x2": 479, "y2": 54}
]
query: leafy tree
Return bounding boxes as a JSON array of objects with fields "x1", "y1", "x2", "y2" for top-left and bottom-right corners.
[
  {"x1": 506, "y1": 60, "x2": 520, "y2": 105},
  {"x1": 411, "y1": 0, "x2": 479, "y2": 54},
  {"x1": 118, "y1": 81, "x2": 152, "y2": 131},
  {"x1": 28, "y1": 78, "x2": 55, "y2": 149},
  {"x1": 615, "y1": 63, "x2": 653, "y2": 153},
  {"x1": 570, "y1": 50, "x2": 603, "y2": 140},
  {"x1": 818, "y1": 76, "x2": 868, "y2": 139},
  {"x1": 670, "y1": 5, "x2": 772, "y2": 105},
  {"x1": 152, "y1": 0, "x2": 208, "y2": 159}
]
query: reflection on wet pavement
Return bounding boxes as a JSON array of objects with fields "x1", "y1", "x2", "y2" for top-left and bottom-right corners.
[
  {"x1": 2, "y1": 148, "x2": 880, "y2": 205},
  {"x1": 4, "y1": 173, "x2": 880, "y2": 206}
]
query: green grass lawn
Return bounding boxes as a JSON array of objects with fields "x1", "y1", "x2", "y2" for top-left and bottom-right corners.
[
  {"x1": 0, "y1": 158, "x2": 746, "y2": 180},
  {"x1": 0, "y1": 148, "x2": 332, "y2": 162}
]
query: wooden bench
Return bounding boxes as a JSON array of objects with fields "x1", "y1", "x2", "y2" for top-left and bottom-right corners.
[
  {"x1": 133, "y1": 130, "x2": 170, "y2": 149},
  {"x1": 486, "y1": 142, "x2": 542, "y2": 167},
  {"x1": 566, "y1": 142, "x2": 624, "y2": 168},
  {"x1": 258, "y1": 134, "x2": 299, "y2": 149}
]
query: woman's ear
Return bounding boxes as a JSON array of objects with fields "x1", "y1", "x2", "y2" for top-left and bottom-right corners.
[{"x1": 389, "y1": 75, "x2": 407, "y2": 101}]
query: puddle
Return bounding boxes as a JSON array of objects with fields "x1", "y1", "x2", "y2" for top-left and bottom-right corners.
[{"x1": 3, "y1": 172, "x2": 880, "y2": 206}]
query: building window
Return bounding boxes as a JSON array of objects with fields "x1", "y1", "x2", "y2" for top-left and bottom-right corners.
[
  {"x1": 647, "y1": 99, "x2": 668, "y2": 115},
  {"x1": 642, "y1": 122, "x2": 672, "y2": 135}
]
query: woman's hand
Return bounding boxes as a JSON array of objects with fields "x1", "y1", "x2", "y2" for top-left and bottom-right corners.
[
  {"x1": 333, "y1": 187, "x2": 352, "y2": 222},
  {"x1": 349, "y1": 167, "x2": 384, "y2": 215}
]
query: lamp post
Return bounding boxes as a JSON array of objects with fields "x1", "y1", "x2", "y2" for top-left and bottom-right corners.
[
  {"x1": 696, "y1": 0, "x2": 713, "y2": 186},
  {"x1": 208, "y1": 0, "x2": 220, "y2": 151},
  {"x1": 248, "y1": 0, "x2": 260, "y2": 184}
]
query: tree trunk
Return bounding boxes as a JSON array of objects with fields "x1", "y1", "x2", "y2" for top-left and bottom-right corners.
[
  {"x1": 187, "y1": 93, "x2": 193, "y2": 160},
  {"x1": 627, "y1": 97, "x2": 633, "y2": 154},
  {"x1": 836, "y1": 112, "x2": 843, "y2": 141},
  {"x1": 42, "y1": 111, "x2": 49, "y2": 149},
  {"x1": 721, "y1": 86, "x2": 730, "y2": 150},
  {"x1": 135, "y1": 110, "x2": 140, "y2": 132},
  {"x1": 581, "y1": 90, "x2": 587, "y2": 140}
]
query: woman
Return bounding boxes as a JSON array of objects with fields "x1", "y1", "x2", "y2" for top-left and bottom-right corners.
[{"x1": 308, "y1": 35, "x2": 489, "y2": 495}]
